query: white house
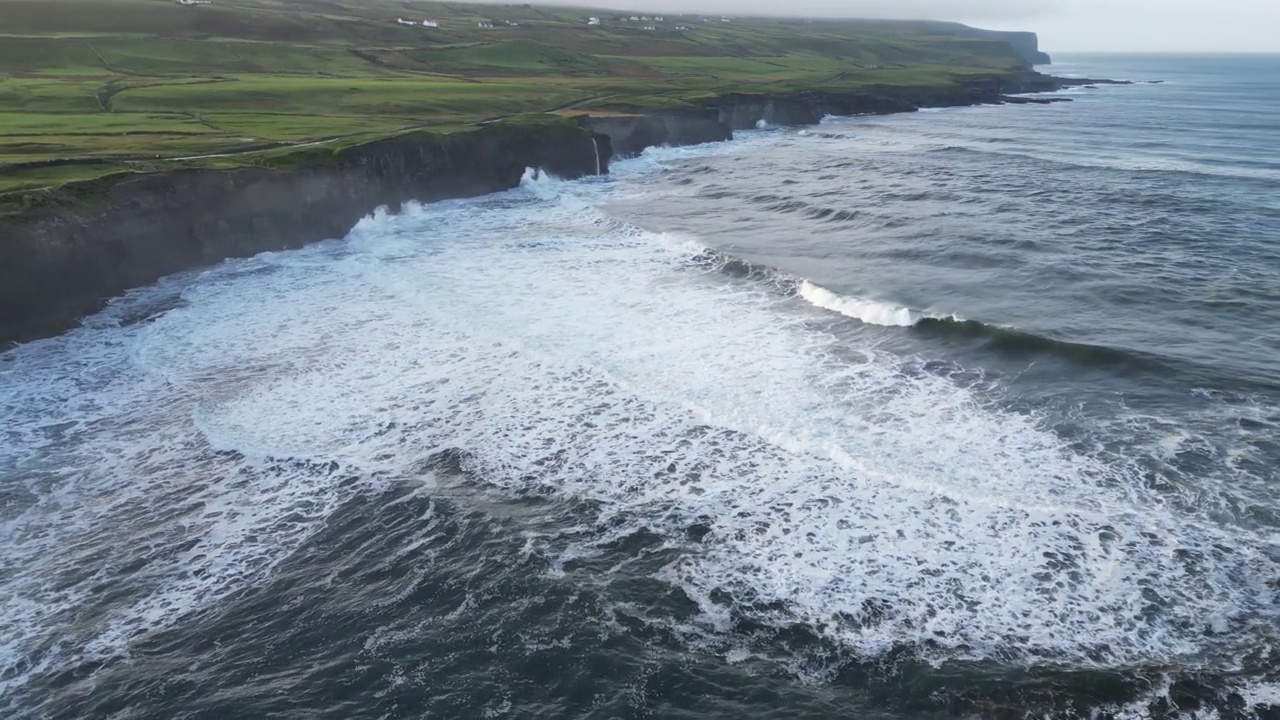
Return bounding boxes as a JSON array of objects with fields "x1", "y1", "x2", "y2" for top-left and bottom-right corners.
[
  {"x1": 587, "y1": 17, "x2": 601, "y2": 25},
  {"x1": 477, "y1": 21, "x2": 494, "y2": 28},
  {"x1": 395, "y1": 18, "x2": 415, "y2": 25},
  {"x1": 643, "y1": 25, "x2": 656, "y2": 30},
  {"x1": 654, "y1": 16, "x2": 664, "y2": 22},
  {"x1": 629, "y1": 15, "x2": 639, "y2": 21},
  {"x1": 176, "y1": 0, "x2": 211, "y2": 6},
  {"x1": 423, "y1": 20, "x2": 439, "y2": 28}
]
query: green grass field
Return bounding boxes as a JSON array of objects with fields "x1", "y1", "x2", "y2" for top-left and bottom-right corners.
[{"x1": 0, "y1": 0, "x2": 1035, "y2": 194}]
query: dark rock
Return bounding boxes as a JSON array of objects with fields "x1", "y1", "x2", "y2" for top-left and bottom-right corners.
[
  {"x1": 582, "y1": 111, "x2": 731, "y2": 156},
  {"x1": 1053, "y1": 77, "x2": 1135, "y2": 88},
  {"x1": 998, "y1": 95, "x2": 1072, "y2": 104},
  {"x1": 0, "y1": 121, "x2": 609, "y2": 345}
]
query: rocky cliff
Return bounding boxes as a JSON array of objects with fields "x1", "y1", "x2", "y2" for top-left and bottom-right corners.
[
  {"x1": 581, "y1": 76, "x2": 1076, "y2": 159},
  {"x1": 0, "y1": 118, "x2": 611, "y2": 344},
  {"x1": 966, "y1": 29, "x2": 1053, "y2": 66},
  {"x1": 582, "y1": 111, "x2": 732, "y2": 156}
]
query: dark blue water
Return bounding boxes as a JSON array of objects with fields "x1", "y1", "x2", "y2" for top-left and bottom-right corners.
[{"x1": 2, "y1": 55, "x2": 1278, "y2": 719}]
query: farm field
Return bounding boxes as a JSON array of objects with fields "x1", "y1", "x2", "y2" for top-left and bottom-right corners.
[{"x1": 0, "y1": 0, "x2": 1035, "y2": 193}]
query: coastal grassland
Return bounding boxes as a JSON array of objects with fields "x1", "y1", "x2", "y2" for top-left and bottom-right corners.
[
  {"x1": 0, "y1": 0, "x2": 1032, "y2": 195},
  {"x1": 0, "y1": 112, "x2": 571, "y2": 217}
]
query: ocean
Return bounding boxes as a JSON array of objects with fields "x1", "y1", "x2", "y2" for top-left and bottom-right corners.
[{"x1": 2, "y1": 54, "x2": 1278, "y2": 719}]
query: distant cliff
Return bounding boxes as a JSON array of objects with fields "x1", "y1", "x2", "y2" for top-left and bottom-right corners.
[
  {"x1": 966, "y1": 29, "x2": 1052, "y2": 66},
  {"x1": 827, "y1": 20, "x2": 1052, "y2": 67}
]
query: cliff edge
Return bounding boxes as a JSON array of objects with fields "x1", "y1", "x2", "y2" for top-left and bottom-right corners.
[
  {"x1": 967, "y1": 29, "x2": 1053, "y2": 65},
  {"x1": 0, "y1": 118, "x2": 610, "y2": 344}
]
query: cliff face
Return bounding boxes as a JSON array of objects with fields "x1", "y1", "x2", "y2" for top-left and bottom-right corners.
[
  {"x1": 583, "y1": 82, "x2": 1023, "y2": 157},
  {"x1": 710, "y1": 91, "x2": 921, "y2": 130},
  {"x1": 582, "y1": 111, "x2": 731, "y2": 156},
  {"x1": 0, "y1": 120, "x2": 611, "y2": 344},
  {"x1": 697, "y1": 79, "x2": 1065, "y2": 132},
  {"x1": 967, "y1": 29, "x2": 1052, "y2": 66}
]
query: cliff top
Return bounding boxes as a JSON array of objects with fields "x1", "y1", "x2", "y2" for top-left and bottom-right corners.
[{"x1": 0, "y1": 0, "x2": 1042, "y2": 196}]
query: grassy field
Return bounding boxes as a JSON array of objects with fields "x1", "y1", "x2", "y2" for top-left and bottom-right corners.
[{"x1": 0, "y1": 0, "x2": 1034, "y2": 194}]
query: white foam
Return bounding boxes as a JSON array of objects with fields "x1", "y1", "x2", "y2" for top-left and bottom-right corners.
[
  {"x1": 518, "y1": 166, "x2": 567, "y2": 201},
  {"x1": 611, "y1": 141, "x2": 737, "y2": 177},
  {"x1": 1, "y1": 152, "x2": 1277, "y2": 711},
  {"x1": 798, "y1": 280, "x2": 919, "y2": 326}
]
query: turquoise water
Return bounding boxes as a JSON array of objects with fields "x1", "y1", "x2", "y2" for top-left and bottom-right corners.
[{"x1": 2, "y1": 55, "x2": 1278, "y2": 718}]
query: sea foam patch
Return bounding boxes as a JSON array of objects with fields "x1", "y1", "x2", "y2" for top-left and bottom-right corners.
[
  {"x1": 165, "y1": 185, "x2": 1277, "y2": 670},
  {"x1": 1, "y1": 153, "x2": 1277, "y2": 716}
]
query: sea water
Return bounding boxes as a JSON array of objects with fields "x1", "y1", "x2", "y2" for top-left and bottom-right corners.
[{"x1": 2, "y1": 54, "x2": 1278, "y2": 719}]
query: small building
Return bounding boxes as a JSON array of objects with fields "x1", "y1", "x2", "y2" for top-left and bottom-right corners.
[
  {"x1": 587, "y1": 17, "x2": 601, "y2": 26},
  {"x1": 395, "y1": 18, "x2": 416, "y2": 26},
  {"x1": 654, "y1": 16, "x2": 664, "y2": 22},
  {"x1": 423, "y1": 20, "x2": 439, "y2": 28},
  {"x1": 477, "y1": 21, "x2": 494, "y2": 28},
  {"x1": 643, "y1": 25, "x2": 656, "y2": 31},
  {"x1": 175, "y1": 0, "x2": 211, "y2": 5},
  {"x1": 629, "y1": 15, "x2": 639, "y2": 21}
]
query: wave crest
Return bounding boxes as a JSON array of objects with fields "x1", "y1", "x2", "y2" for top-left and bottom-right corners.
[{"x1": 798, "y1": 281, "x2": 922, "y2": 327}]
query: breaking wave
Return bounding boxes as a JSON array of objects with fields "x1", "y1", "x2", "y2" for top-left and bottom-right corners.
[
  {"x1": 798, "y1": 280, "x2": 936, "y2": 327},
  {"x1": 674, "y1": 243, "x2": 1258, "y2": 389}
]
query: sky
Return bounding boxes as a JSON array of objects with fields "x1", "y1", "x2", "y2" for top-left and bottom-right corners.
[
  {"x1": 519, "y1": 0, "x2": 1280, "y2": 53},
  {"x1": 972, "y1": 0, "x2": 1279, "y2": 53}
]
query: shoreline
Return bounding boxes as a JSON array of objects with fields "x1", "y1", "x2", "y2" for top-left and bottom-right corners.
[{"x1": 0, "y1": 73, "x2": 1127, "y2": 347}]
